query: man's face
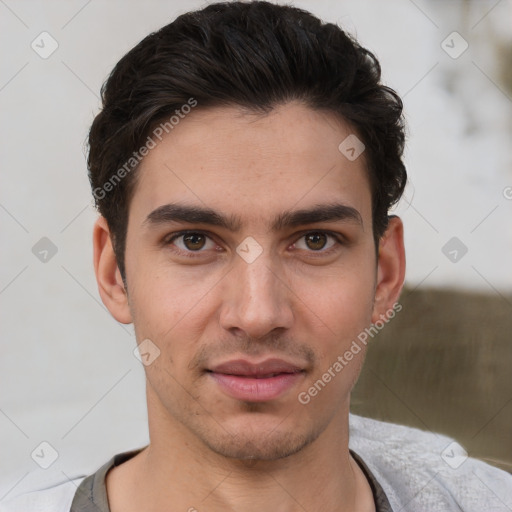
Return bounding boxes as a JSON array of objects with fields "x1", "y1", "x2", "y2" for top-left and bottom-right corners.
[{"x1": 122, "y1": 102, "x2": 381, "y2": 460}]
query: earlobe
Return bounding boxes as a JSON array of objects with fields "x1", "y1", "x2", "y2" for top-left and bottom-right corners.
[
  {"x1": 93, "y1": 216, "x2": 133, "y2": 324},
  {"x1": 371, "y1": 216, "x2": 406, "y2": 323}
]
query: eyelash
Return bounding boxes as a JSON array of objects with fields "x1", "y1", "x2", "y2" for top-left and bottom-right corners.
[{"x1": 163, "y1": 230, "x2": 345, "y2": 259}]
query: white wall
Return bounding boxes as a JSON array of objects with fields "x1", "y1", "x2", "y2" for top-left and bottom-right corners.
[{"x1": 1, "y1": 0, "x2": 511, "y2": 498}]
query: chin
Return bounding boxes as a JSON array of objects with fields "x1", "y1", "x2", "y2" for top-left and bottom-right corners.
[
  {"x1": 204, "y1": 429, "x2": 314, "y2": 461},
  {"x1": 192, "y1": 411, "x2": 325, "y2": 462}
]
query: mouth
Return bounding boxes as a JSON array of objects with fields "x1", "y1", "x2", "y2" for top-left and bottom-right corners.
[{"x1": 207, "y1": 358, "x2": 306, "y2": 402}]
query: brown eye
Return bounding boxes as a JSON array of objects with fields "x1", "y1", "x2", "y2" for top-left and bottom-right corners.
[
  {"x1": 293, "y1": 231, "x2": 340, "y2": 254},
  {"x1": 182, "y1": 233, "x2": 206, "y2": 250},
  {"x1": 305, "y1": 232, "x2": 328, "y2": 250},
  {"x1": 167, "y1": 231, "x2": 216, "y2": 254}
]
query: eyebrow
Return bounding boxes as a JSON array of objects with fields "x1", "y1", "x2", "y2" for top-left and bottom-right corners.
[{"x1": 143, "y1": 202, "x2": 363, "y2": 232}]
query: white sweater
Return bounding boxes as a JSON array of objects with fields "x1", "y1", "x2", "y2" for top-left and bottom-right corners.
[{"x1": 1, "y1": 414, "x2": 511, "y2": 511}]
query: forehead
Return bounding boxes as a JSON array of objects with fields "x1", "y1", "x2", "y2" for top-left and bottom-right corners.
[{"x1": 129, "y1": 102, "x2": 372, "y2": 229}]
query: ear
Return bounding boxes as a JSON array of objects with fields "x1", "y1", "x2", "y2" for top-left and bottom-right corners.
[
  {"x1": 93, "y1": 216, "x2": 133, "y2": 324},
  {"x1": 371, "y1": 215, "x2": 406, "y2": 323}
]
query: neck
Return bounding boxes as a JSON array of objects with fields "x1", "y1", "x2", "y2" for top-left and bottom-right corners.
[{"x1": 106, "y1": 400, "x2": 375, "y2": 512}]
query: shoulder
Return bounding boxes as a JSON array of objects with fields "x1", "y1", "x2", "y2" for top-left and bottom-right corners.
[
  {"x1": 349, "y1": 414, "x2": 512, "y2": 512},
  {"x1": 0, "y1": 476, "x2": 86, "y2": 512},
  {"x1": 0, "y1": 449, "x2": 143, "y2": 512}
]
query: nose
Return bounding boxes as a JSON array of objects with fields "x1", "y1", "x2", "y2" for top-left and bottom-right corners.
[{"x1": 218, "y1": 251, "x2": 294, "y2": 340}]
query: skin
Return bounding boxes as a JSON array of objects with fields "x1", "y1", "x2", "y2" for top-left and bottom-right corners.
[{"x1": 94, "y1": 102, "x2": 406, "y2": 512}]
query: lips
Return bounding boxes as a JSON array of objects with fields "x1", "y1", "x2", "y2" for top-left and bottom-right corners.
[
  {"x1": 207, "y1": 358, "x2": 305, "y2": 402},
  {"x1": 209, "y1": 358, "x2": 303, "y2": 377}
]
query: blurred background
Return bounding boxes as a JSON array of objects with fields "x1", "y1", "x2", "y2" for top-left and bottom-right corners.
[{"x1": 1, "y1": 0, "x2": 511, "y2": 500}]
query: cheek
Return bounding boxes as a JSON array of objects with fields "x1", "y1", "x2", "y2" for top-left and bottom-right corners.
[
  {"x1": 294, "y1": 259, "x2": 376, "y2": 329},
  {"x1": 289, "y1": 260, "x2": 376, "y2": 381},
  {"x1": 295, "y1": 274, "x2": 374, "y2": 407},
  {"x1": 131, "y1": 290, "x2": 210, "y2": 366},
  {"x1": 127, "y1": 251, "x2": 218, "y2": 335},
  {"x1": 128, "y1": 269, "x2": 221, "y2": 383}
]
